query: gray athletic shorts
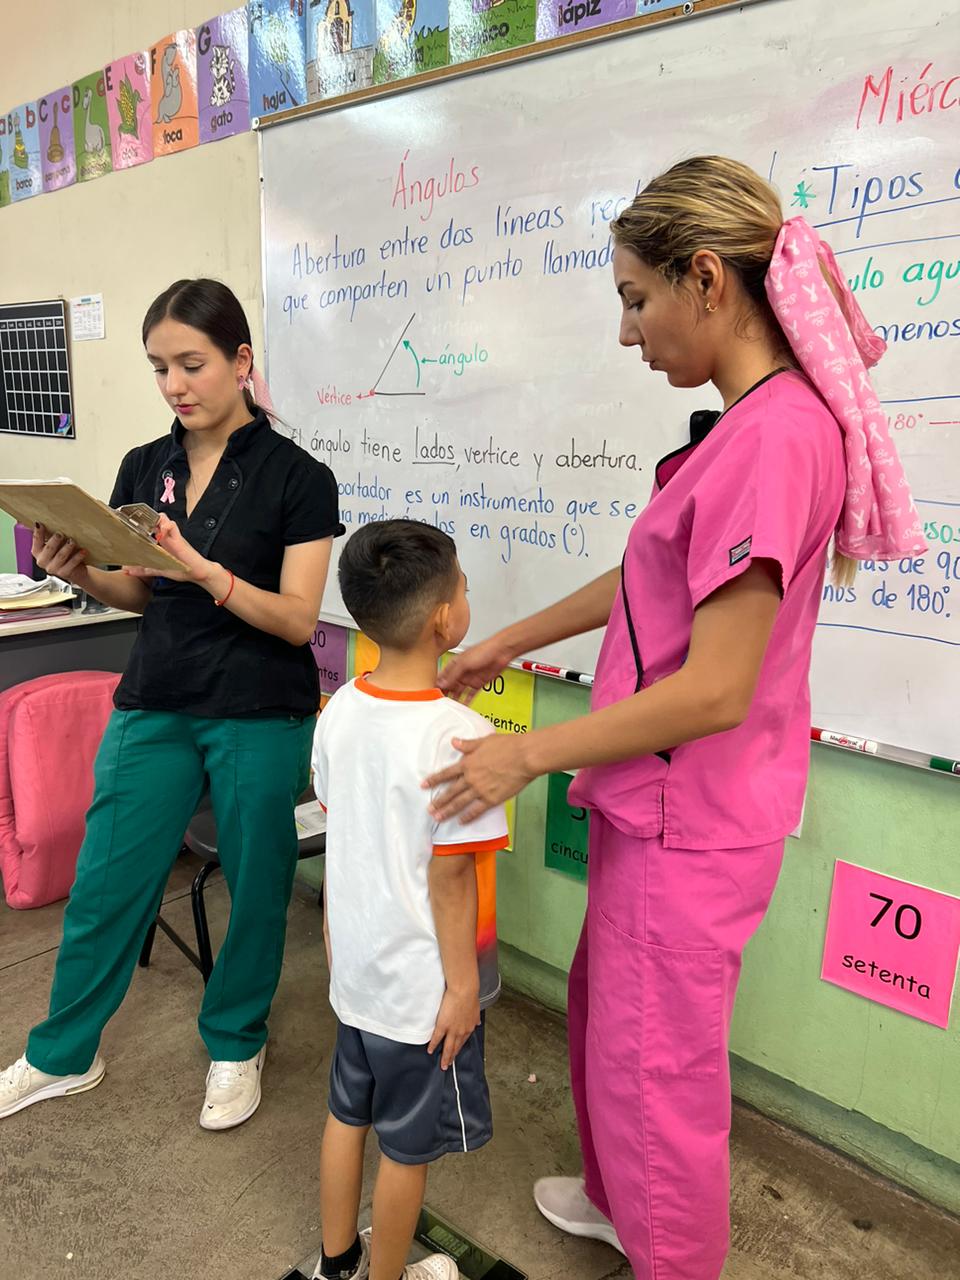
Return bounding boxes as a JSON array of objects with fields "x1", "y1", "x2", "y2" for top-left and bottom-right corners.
[{"x1": 328, "y1": 1014, "x2": 492, "y2": 1165}]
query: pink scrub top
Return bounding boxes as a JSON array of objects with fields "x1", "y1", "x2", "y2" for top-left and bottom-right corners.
[{"x1": 569, "y1": 370, "x2": 845, "y2": 850}]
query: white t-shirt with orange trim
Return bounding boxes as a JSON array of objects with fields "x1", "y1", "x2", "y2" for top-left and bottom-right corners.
[{"x1": 312, "y1": 676, "x2": 511, "y2": 1044}]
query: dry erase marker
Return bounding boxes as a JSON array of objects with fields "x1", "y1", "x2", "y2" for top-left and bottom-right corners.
[
  {"x1": 811, "y1": 727, "x2": 879, "y2": 754},
  {"x1": 930, "y1": 756, "x2": 960, "y2": 775},
  {"x1": 521, "y1": 660, "x2": 593, "y2": 686}
]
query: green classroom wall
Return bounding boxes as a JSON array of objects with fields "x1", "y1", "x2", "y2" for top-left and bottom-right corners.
[{"x1": 296, "y1": 633, "x2": 960, "y2": 1212}]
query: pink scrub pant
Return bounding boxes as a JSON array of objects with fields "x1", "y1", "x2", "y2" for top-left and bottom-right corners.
[{"x1": 569, "y1": 812, "x2": 785, "y2": 1279}]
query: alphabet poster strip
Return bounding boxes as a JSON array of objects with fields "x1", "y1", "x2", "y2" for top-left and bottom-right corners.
[
  {"x1": 151, "y1": 31, "x2": 200, "y2": 156},
  {"x1": 536, "y1": 0, "x2": 633, "y2": 41},
  {"x1": 449, "y1": 0, "x2": 537, "y2": 63},
  {"x1": 105, "y1": 53, "x2": 154, "y2": 170},
  {"x1": 307, "y1": 0, "x2": 376, "y2": 102},
  {"x1": 310, "y1": 619, "x2": 350, "y2": 693},
  {"x1": 374, "y1": 0, "x2": 449, "y2": 86},
  {"x1": 198, "y1": 9, "x2": 252, "y2": 143},
  {"x1": 39, "y1": 87, "x2": 77, "y2": 191},
  {"x1": 248, "y1": 0, "x2": 308, "y2": 119},
  {"x1": 6, "y1": 103, "x2": 43, "y2": 201},
  {"x1": 821, "y1": 860, "x2": 960, "y2": 1028},
  {"x1": 544, "y1": 771, "x2": 589, "y2": 882}
]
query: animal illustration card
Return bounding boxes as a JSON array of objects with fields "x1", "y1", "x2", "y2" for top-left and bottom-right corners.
[
  {"x1": 198, "y1": 9, "x2": 251, "y2": 142},
  {"x1": 151, "y1": 31, "x2": 200, "y2": 155},
  {"x1": 72, "y1": 74, "x2": 114, "y2": 182},
  {"x1": 307, "y1": 0, "x2": 376, "y2": 101},
  {"x1": 374, "y1": 0, "x2": 449, "y2": 84},
  {"x1": 248, "y1": 0, "x2": 308, "y2": 119},
  {"x1": 38, "y1": 87, "x2": 77, "y2": 191},
  {"x1": 105, "y1": 53, "x2": 153, "y2": 170},
  {"x1": 4, "y1": 103, "x2": 44, "y2": 200}
]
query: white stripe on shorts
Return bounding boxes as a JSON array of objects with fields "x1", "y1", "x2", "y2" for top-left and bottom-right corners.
[{"x1": 451, "y1": 1060, "x2": 468, "y2": 1152}]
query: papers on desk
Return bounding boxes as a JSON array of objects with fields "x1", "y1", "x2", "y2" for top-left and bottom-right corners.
[
  {"x1": 294, "y1": 801, "x2": 326, "y2": 841},
  {"x1": 0, "y1": 574, "x2": 54, "y2": 600},
  {"x1": 0, "y1": 573, "x2": 76, "y2": 620}
]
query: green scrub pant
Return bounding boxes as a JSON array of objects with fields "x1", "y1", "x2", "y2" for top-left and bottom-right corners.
[{"x1": 26, "y1": 709, "x2": 314, "y2": 1075}]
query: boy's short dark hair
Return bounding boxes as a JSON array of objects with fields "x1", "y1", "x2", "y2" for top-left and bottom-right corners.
[{"x1": 338, "y1": 520, "x2": 460, "y2": 649}]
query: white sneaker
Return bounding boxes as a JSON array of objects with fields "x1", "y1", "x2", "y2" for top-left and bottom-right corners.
[
  {"x1": 199, "y1": 1044, "x2": 265, "y2": 1131},
  {"x1": 0, "y1": 1053, "x2": 105, "y2": 1119},
  {"x1": 534, "y1": 1176, "x2": 626, "y2": 1254},
  {"x1": 311, "y1": 1228, "x2": 371, "y2": 1280},
  {"x1": 404, "y1": 1255, "x2": 459, "y2": 1280}
]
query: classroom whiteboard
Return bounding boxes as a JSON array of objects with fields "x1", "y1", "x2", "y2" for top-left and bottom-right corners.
[{"x1": 261, "y1": 0, "x2": 960, "y2": 759}]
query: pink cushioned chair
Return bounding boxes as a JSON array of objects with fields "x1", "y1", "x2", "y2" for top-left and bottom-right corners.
[{"x1": 0, "y1": 672, "x2": 120, "y2": 910}]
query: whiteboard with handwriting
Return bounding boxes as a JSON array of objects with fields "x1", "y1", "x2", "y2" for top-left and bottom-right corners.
[{"x1": 261, "y1": 0, "x2": 960, "y2": 757}]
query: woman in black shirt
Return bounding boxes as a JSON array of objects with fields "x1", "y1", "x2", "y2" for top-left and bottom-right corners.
[{"x1": 0, "y1": 280, "x2": 342, "y2": 1130}]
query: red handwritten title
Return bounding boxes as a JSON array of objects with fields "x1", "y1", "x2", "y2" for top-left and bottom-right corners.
[
  {"x1": 391, "y1": 150, "x2": 481, "y2": 223},
  {"x1": 858, "y1": 61, "x2": 960, "y2": 128}
]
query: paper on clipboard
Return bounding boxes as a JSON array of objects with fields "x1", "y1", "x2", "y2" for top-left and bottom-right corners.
[{"x1": 0, "y1": 479, "x2": 187, "y2": 572}]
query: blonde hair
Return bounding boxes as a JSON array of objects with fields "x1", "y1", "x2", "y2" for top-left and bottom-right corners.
[{"x1": 612, "y1": 155, "x2": 855, "y2": 586}]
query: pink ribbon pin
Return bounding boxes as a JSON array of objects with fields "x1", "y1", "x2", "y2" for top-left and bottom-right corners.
[{"x1": 160, "y1": 475, "x2": 176, "y2": 505}]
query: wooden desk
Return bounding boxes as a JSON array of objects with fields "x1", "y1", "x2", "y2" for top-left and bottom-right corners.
[{"x1": 0, "y1": 608, "x2": 139, "y2": 691}]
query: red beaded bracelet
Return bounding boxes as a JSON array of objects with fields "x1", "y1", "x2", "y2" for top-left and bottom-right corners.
[{"x1": 214, "y1": 569, "x2": 236, "y2": 608}]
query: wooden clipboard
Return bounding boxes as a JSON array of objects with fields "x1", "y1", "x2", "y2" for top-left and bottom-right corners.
[{"x1": 0, "y1": 479, "x2": 188, "y2": 572}]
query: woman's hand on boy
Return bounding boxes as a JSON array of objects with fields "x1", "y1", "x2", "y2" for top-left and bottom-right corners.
[
  {"x1": 426, "y1": 734, "x2": 535, "y2": 823},
  {"x1": 429, "y1": 988, "x2": 480, "y2": 1070}
]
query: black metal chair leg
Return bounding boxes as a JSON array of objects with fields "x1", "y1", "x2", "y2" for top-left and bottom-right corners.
[
  {"x1": 192, "y1": 859, "x2": 221, "y2": 984},
  {"x1": 138, "y1": 918, "x2": 159, "y2": 969}
]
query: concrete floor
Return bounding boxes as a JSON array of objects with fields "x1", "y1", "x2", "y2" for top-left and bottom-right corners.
[{"x1": 1, "y1": 855, "x2": 958, "y2": 1280}]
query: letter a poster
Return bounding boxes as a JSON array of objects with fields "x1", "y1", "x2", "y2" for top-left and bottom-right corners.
[
  {"x1": 105, "y1": 53, "x2": 153, "y2": 170},
  {"x1": 73, "y1": 74, "x2": 114, "y2": 182},
  {"x1": 197, "y1": 9, "x2": 251, "y2": 143},
  {"x1": 151, "y1": 31, "x2": 200, "y2": 156},
  {"x1": 39, "y1": 87, "x2": 77, "y2": 191}
]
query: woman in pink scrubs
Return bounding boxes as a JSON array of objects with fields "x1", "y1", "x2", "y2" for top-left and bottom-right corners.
[{"x1": 426, "y1": 157, "x2": 924, "y2": 1280}]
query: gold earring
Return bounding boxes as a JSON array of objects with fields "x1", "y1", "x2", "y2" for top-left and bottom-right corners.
[{"x1": 705, "y1": 301, "x2": 718, "y2": 313}]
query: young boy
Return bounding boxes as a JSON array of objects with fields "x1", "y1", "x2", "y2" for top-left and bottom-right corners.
[{"x1": 311, "y1": 520, "x2": 510, "y2": 1280}]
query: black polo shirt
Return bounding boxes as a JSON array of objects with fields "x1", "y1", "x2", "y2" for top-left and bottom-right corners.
[{"x1": 109, "y1": 411, "x2": 344, "y2": 718}]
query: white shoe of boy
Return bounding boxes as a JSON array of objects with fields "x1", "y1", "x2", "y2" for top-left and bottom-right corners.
[
  {"x1": 0, "y1": 1053, "x2": 106, "y2": 1119},
  {"x1": 199, "y1": 1044, "x2": 265, "y2": 1130},
  {"x1": 404, "y1": 1255, "x2": 459, "y2": 1280}
]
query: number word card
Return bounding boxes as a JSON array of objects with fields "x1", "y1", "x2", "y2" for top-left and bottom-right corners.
[
  {"x1": 544, "y1": 772, "x2": 589, "y2": 882},
  {"x1": 310, "y1": 621, "x2": 348, "y2": 694},
  {"x1": 821, "y1": 860, "x2": 960, "y2": 1028}
]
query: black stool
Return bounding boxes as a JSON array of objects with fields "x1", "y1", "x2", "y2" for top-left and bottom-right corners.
[{"x1": 138, "y1": 791, "x2": 326, "y2": 983}]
